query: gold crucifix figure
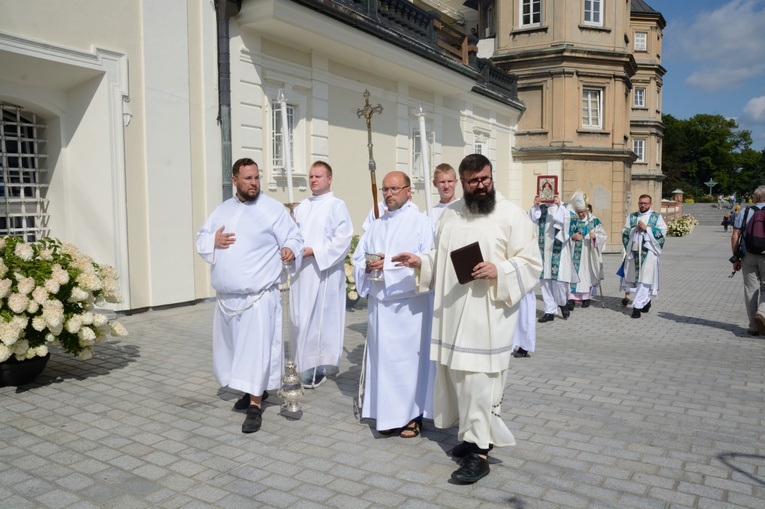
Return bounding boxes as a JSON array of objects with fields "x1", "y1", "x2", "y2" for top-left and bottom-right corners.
[{"x1": 357, "y1": 90, "x2": 384, "y2": 218}]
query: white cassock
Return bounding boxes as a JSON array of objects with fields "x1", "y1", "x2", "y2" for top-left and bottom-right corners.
[
  {"x1": 569, "y1": 212, "x2": 607, "y2": 301},
  {"x1": 353, "y1": 201, "x2": 435, "y2": 430},
  {"x1": 529, "y1": 203, "x2": 579, "y2": 314},
  {"x1": 362, "y1": 201, "x2": 420, "y2": 232},
  {"x1": 429, "y1": 198, "x2": 461, "y2": 226},
  {"x1": 621, "y1": 209, "x2": 667, "y2": 308},
  {"x1": 290, "y1": 192, "x2": 353, "y2": 373},
  {"x1": 512, "y1": 289, "x2": 538, "y2": 352},
  {"x1": 418, "y1": 193, "x2": 543, "y2": 449},
  {"x1": 196, "y1": 194, "x2": 303, "y2": 396}
]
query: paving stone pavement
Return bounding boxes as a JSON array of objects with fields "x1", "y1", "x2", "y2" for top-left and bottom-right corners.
[{"x1": 2, "y1": 223, "x2": 764, "y2": 508}]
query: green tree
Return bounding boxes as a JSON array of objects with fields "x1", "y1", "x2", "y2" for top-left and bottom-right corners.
[{"x1": 661, "y1": 113, "x2": 759, "y2": 199}]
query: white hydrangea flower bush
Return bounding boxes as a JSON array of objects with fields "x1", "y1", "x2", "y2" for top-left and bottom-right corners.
[{"x1": 0, "y1": 236, "x2": 127, "y2": 362}]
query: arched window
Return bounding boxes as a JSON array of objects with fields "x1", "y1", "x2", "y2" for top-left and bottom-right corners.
[{"x1": 0, "y1": 104, "x2": 49, "y2": 241}]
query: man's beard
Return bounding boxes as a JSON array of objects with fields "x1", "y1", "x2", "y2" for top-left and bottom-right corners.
[{"x1": 464, "y1": 187, "x2": 496, "y2": 215}]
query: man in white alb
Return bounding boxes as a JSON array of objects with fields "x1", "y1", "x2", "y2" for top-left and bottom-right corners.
[
  {"x1": 290, "y1": 161, "x2": 353, "y2": 389},
  {"x1": 530, "y1": 194, "x2": 579, "y2": 322},
  {"x1": 196, "y1": 158, "x2": 303, "y2": 434},
  {"x1": 352, "y1": 171, "x2": 435, "y2": 439},
  {"x1": 621, "y1": 194, "x2": 666, "y2": 318},
  {"x1": 429, "y1": 163, "x2": 460, "y2": 225},
  {"x1": 392, "y1": 154, "x2": 542, "y2": 483}
]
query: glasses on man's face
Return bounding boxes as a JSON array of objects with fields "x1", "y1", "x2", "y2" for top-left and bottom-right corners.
[
  {"x1": 381, "y1": 186, "x2": 410, "y2": 195},
  {"x1": 462, "y1": 175, "x2": 493, "y2": 188},
  {"x1": 638, "y1": 202, "x2": 651, "y2": 206}
]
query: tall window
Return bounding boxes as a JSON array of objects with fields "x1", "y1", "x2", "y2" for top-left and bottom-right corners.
[
  {"x1": 633, "y1": 139, "x2": 645, "y2": 162},
  {"x1": 584, "y1": 0, "x2": 602, "y2": 26},
  {"x1": 412, "y1": 129, "x2": 435, "y2": 181},
  {"x1": 582, "y1": 88, "x2": 602, "y2": 129},
  {"x1": 634, "y1": 87, "x2": 646, "y2": 108},
  {"x1": 1, "y1": 104, "x2": 49, "y2": 241},
  {"x1": 272, "y1": 102, "x2": 295, "y2": 174},
  {"x1": 634, "y1": 32, "x2": 647, "y2": 51},
  {"x1": 521, "y1": 0, "x2": 541, "y2": 27}
]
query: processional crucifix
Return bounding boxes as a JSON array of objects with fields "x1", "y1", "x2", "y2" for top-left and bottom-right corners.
[{"x1": 356, "y1": 90, "x2": 384, "y2": 218}]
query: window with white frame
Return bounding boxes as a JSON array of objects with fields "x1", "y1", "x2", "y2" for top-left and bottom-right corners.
[
  {"x1": 1, "y1": 104, "x2": 49, "y2": 241},
  {"x1": 634, "y1": 32, "x2": 647, "y2": 51},
  {"x1": 634, "y1": 87, "x2": 646, "y2": 108},
  {"x1": 474, "y1": 131, "x2": 489, "y2": 155},
  {"x1": 271, "y1": 102, "x2": 295, "y2": 175},
  {"x1": 582, "y1": 88, "x2": 602, "y2": 129},
  {"x1": 633, "y1": 139, "x2": 645, "y2": 162},
  {"x1": 584, "y1": 0, "x2": 602, "y2": 26},
  {"x1": 521, "y1": 0, "x2": 541, "y2": 27},
  {"x1": 412, "y1": 128, "x2": 435, "y2": 181}
]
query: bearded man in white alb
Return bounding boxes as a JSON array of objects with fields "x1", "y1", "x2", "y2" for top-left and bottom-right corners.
[
  {"x1": 566, "y1": 191, "x2": 607, "y2": 309},
  {"x1": 196, "y1": 158, "x2": 303, "y2": 434},
  {"x1": 290, "y1": 161, "x2": 353, "y2": 389},
  {"x1": 353, "y1": 171, "x2": 435, "y2": 440},
  {"x1": 621, "y1": 194, "x2": 666, "y2": 319},
  {"x1": 393, "y1": 154, "x2": 542, "y2": 484}
]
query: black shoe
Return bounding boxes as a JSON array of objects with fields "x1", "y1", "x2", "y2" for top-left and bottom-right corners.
[
  {"x1": 234, "y1": 391, "x2": 269, "y2": 410},
  {"x1": 242, "y1": 405, "x2": 262, "y2": 433},
  {"x1": 631, "y1": 308, "x2": 641, "y2": 319},
  {"x1": 566, "y1": 299, "x2": 575, "y2": 311},
  {"x1": 513, "y1": 347, "x2": 530, "y2": 358},
  {"x1": 581, "y1": 299, "x2": 590, "y2": 308},
  {"x1": 451, "y1": 452, "x2": 490, "y2": 483},
  {"x1": 640, "y1": 301, "x2": 651, "y2": 313},
  {"x1": 560, "y1": 305, "x2": 570, "y2": 319},
  {"x1": 451, "y1": 442, "x2": 494, "y2": 459},
  {"x1": 538, "y1": 313, "x2": 555, "y2": 323},
  {"x1": 621, "y1": 298, "x2": 629, "y2": 307}
]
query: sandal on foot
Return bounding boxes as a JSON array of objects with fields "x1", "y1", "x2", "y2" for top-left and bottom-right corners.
[{"x1": 399, "y1": 420, "x2": 422, "y2": 438}]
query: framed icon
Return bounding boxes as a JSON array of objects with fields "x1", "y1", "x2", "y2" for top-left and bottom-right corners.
[{"x1": 537, "y1": 175, "x2": 558, "y2": 204}]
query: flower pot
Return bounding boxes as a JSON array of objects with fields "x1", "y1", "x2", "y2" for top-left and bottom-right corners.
[{"x1": 0, "y1": 353, "x2": 50, "y2": 387}]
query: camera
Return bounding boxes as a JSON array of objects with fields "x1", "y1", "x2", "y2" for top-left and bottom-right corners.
[{"x1": 730, "y1": 255, "x2": 740, "y2": 263}]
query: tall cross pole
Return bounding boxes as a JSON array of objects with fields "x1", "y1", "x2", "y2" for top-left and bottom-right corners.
[{"x1": 357, "y1": 90, "x2": 384, "y2": 218}]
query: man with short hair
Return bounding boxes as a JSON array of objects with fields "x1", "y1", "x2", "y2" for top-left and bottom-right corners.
[
  {"x1": 352, "y1": 171, "x2": 435, "y2": 439},
  {"x1": 197, "y1": 158, "x2": 303, "y2": 433},
  {"x1": 621, "y1": 194, "x2": 666, "y2": 319},
  {"x1": 731, "y1": 185, "x2": 765, "y2": 335},
  {"x1": 392, "y1": 154, "x2": 542, "y2": 484},
  {"x1": 530, "y1": 194, "x2": 579, "y2": 322},
  {"x1": 290, "y1": 161, "x2": 353, "y2": 389},
  {"x1": 429, "y1": 163, "x2": 459, "y2": 224}
]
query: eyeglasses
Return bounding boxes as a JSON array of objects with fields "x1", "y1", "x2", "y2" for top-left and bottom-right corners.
[
  {"x1": 638, "y1": 202, "x2": 651, "y2": 206},
  {"x1": 461, "y1": 176, "x2": 493, "y2": 188},
  {"x1": 381, "y1": 186, "x2": 410, "y2": 195}
]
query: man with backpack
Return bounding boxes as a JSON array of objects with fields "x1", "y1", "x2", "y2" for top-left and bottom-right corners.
[
  {"x1": 621, "y1": 194, "x2": 667, "y2": 319},
  {"x1": 731, "y1": 186, "x2": 765, "y2": 335}
]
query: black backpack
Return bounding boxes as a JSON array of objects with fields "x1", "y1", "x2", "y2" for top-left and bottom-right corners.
[{"x1": 744, "y1": 206, "x2": 765, "y2": 254}]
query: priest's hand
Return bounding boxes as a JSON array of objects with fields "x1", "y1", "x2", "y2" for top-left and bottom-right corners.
[
  {"x1": 303, "y1": 247, "x2": 314, "y2": 258},
  {"x1": 365, "y1": 254, "x2": 385, "y2": 273},
  {"x1": 571, "y1": 232, "x2": 584, "y2": 241},
  {"x1": 281, "y1": 248, "x2": 295, "y2": 262},
  {"x1": 215, "y1": 226, "x2": 235, "y2": 249},
  {"x1": 472, "y1": 261, "x2": 497, "y2": 280},
  {"x1": 637, "y1": 220, "x2": 647, "y2": 231},
  {"x1": 589, "y1": 232, "x2": 596, "y2": 240},
  {"x1": 391, "y1": 252, "x2": 421, "y2": 269}
]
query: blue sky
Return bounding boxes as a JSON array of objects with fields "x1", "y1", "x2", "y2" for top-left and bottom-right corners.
[{"x1": 647, "y1": 0, "x2": 765, "y2": 151}]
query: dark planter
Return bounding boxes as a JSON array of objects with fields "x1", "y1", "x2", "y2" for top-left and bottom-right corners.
[
  {"x1": 346, "y1": 295, "x2": 360, "y2": 309},
  {"x1": 0, "y1": 353, "x2": 50, "y2": 387}
]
